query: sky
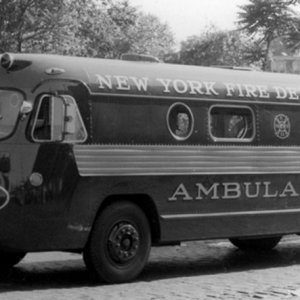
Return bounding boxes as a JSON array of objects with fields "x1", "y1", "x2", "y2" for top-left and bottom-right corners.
[{"x1": 129, "y1": 0, "x2": 249, "y2": 44}]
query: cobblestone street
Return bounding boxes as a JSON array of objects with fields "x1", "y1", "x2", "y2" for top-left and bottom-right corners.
[{"x1": 1, "y1": 236, "x2": 300, "y2": 299}]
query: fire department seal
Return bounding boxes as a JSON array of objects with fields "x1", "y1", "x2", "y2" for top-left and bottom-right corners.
[{"x1": 274, "y1": 114, "x2": 290, "y2": 139}]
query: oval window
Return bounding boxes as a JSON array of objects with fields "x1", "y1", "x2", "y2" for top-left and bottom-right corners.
[{"x1": 167, "y1": 102, "x2": 194, "y2": 141}]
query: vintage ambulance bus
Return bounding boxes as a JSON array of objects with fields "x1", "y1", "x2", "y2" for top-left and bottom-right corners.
[{"x1": 0, "y1": 52, "x2": 300, "y2": 283}]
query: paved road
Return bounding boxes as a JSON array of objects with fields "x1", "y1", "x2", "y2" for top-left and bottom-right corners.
[{"x1": 1, "y1": 236, "x2": 300, "y2": 299}]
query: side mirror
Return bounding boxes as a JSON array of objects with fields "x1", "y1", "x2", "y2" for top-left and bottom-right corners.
[{"x1": 20, "y1": 101, "x2": 33, "y2": 115}]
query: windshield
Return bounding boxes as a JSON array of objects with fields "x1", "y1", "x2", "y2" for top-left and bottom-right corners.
[{"x1": 0, "y1": 90, "x2": 23, "y2": 139}]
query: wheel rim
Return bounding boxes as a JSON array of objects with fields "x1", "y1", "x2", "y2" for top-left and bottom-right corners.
[{"x1": 108, "y1": 222, "x2": 140, "y2": 264}]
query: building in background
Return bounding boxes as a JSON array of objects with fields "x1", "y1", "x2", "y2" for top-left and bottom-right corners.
[{"x1": 270, "y1": 56, "x2": 300, "y2": 74}]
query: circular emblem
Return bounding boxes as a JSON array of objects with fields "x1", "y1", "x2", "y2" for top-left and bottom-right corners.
[{"x1": 274, "y1": 114, "x2": 291, "y2": 139}]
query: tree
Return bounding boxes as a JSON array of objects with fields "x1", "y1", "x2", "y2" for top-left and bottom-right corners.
[
  {"x1": 39, "y1": 0, "x2": 138, "y2": 57},
  {"x1": 0, "y1": 0, "x2": 66, "y2": 52},
  {"x1": 127, "y1": 13, "x2": 174, "y2": 60},
  {"x1": 63, "y1": 1, "x2": 174, "y2": 59},
  {"x1": 238, "y1": 0, "x2": 300, "y2": 70},
  {"x1": 0, "y1": 0, "x2": 137, "y2": 55},
  {"x1": 0, "y1": 0, "x2": 175, "y2": 59},
  {"x1": 176, "y1": 27, "x2": 258, "y2": 67}
]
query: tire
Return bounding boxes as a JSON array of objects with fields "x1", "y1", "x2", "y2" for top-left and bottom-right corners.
[
  {"x1": 229, "y1": 236, "x2": 282, "y2": 252},
  {"x1": 0, "y1": 252, "x2": 26, "y2": 269},
  {"x1": 83, "y1": 201, "x2": 151, "y2": 283}
]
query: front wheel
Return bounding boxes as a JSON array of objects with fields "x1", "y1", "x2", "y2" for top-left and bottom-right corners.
[
  {"x1": 229, "y1": 236, "x2": 282, "y2": 252},
  {"x1": 83, "y1": 201, "x2": 151, "y2": 283}
]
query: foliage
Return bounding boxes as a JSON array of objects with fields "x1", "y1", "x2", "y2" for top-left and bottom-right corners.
[
  {"x1": 176, "y1": 27, "x2": 259, "y2": 68},
  {"x1": 127, "y1": 13, "x2": 174, "y2": 60},
  {"x1": 0, "y1": 0, "x2": 175, "y2": 58},
  {"x1": 238, "y1": 0, "x2": 300, "y2": 70},
  {"x1": 0, "y1": 0, "x2": 66, "y2": 52},
  {"x1": 283, "y1": 17, "x2": 300, "y2": 53},
  {"x1": 56, "y1": 0, "x2": 138, "y2": 58}
]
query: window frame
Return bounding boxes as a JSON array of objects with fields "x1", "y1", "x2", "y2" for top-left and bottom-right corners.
[
  {"x1": 30, "y1": 94, "x2": 88, "y2": 143},
  {"x1": 208, "y1": 104, "x2": 256, "y2": 143},
  {"x1": 31, "y1": 94, "x2": 61, "y2": 143},
  {"x1": 61, "y1": 95, "x2": 88, "y2": 143},
  {"x1": 166, "y1": 102, "x2": 194, "y2": 141}
]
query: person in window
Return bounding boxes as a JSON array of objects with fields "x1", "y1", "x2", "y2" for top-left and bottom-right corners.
[
  {"x1": 227, "y1": 115, "x2": 247, "y2": 138},
  {"x1": 175, "y1": 112, "x2": 189, "y2": 138}
]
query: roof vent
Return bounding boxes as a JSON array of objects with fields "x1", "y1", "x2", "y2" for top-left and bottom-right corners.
[
  {"x1": 210, "y1": 65, "x2": 254, "y2": 71},
  {"x1": 1, "y1": 53, "x2": 14, "y2": 70},
  {"x1": 121, "y1": 53, "x2": 160, "y2": 63},
  {"x1": 0, "y1": 53, "x2": 31, "y2": 71}
]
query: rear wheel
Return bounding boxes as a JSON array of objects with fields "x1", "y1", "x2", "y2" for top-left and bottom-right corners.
[
  {"x1": 83, "y1": 201, "x2": 151, "y2": 283},
  {"x1": 229, "y1": 236, "x2": 282, "y2": 252},
  {"x1": 0, "y1": 252, "x2": 26, "y2": 269}
]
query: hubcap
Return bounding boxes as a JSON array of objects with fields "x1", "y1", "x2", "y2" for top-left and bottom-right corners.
[{"x1": 108, "y1": 222, "x2": 140, "y2": 264}]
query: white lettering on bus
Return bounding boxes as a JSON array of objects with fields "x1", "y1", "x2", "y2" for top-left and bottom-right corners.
[
  {"x1": 115, "y1": 75, "x2": 131, "y2": 91},
  {"x1": 168, "y1": 183, "x2": 193, "y2": 201},
  {"x1": 223, "y1": 182, "x2": 241, "y2": 199},
  {"x1": 157, "y1": 78, "x2": 218, "y2": 96},
  {"x1": 130, "y1": 77, "x2": 149, "y2": 92},
  {"x1": 173, "y1": 79, "x2": 189, "y2": 94},
  {"x1": 257, "y1": 85, "x2": 270, "y2": 98},
  {"x1": 224, "y1": 83, "x2": 236, "y2": 97},
  {"x1": 263, "y1": 181, "x2": 278, "y2": 198},
  {"x1": 237, "y1": 84, "x2": 245, "y2": 97},
  {"x1": 195, "y1": 183, "x2": 219, "y2": 200},
  {"x1": 187, "y1": 80, "x2": 204, "y2": 95},
  {"x1": 224, "y1": 83, "x2": 270, "y2": 98},
  {"x1": 279, "y1": 181, "x2": 299, "y2": 197},
  {"x1": 244, "y1": 182, "x2": 261, "y2": 198},
  {"x1": 157, "y1": 78, "x2": 172, "y2": 93},
  {"x1": 287, "y1": 87, "x2": 299, "y2": 100},
  {"x1": 96, "y1": 74, "x2": 113, "y2": 89},
  {"x1": 274, "y1": 86, "x2": 288, "y2": 99},
  {"x1": 94, "y1": 74, "x2": 300, "y2": 101},
  {"x1": 244, "y1": 84, "x2": 258, "y2": 98},
  {"x1": 168, "y1": 181, "x2": 299, "y2": 201},
  {"x1": 204, "y1": 81, "x2": 219, "y2": 96}
]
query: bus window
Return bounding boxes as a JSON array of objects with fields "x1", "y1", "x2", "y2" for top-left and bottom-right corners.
[
  {"x1": 31, "y1": 95, "x2": 87, "y2": 143},
  {"x1": 62, "y1": 95, "x2": 87, "y2": 143},
  {"x1": 0, "y1": 90, "x2": 23, "y2": 140},
  {"x1": 32, "y1": 95, "x2": 65, "y2": 142},
  {"x1": 167, "y1": 102, "x2": 194, "y2": 141},
  {"x1": 209, "y1": 105, "x2": 255, "y2": 142}
]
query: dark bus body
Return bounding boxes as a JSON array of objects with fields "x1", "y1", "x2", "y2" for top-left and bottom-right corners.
[{"x1": 0, "y1": 53, "x2": 300, "y2": 282}]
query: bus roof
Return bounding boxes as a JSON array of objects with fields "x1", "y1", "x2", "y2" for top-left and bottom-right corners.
[{"x1": 1, "y1": 53, "x2": 300, "y2": 105}]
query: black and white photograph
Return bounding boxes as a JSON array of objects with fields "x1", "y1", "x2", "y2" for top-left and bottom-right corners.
[{"x1": 1, "y1": 0, "x2": 300, "y2": 299}]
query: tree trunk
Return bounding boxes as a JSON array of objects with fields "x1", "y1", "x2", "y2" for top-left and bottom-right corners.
[
  {"x1": 262, "y1": 37, "x2": 272, "y2": 71},
  {"x1": 17, "y1": 36, "x2": 22, "y2": 53}
]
